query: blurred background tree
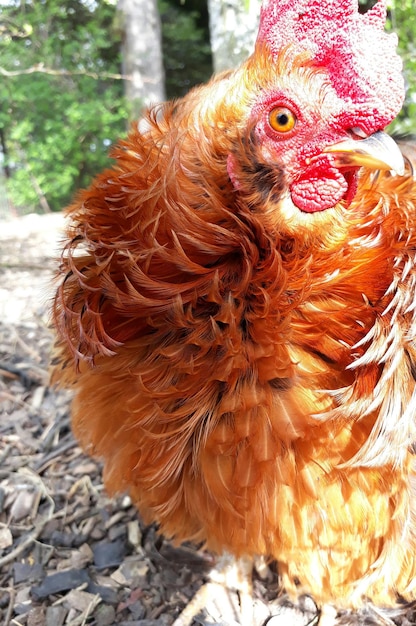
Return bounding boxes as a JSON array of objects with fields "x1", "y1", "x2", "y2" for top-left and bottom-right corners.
[
  {"x1": 119, "y1": 0, "x2": 165, "y2": 119},
  {"x1": 0, "y1": 0, "x2": 414, "y2": 215},
  {"x1": 207, "y1": 0, "x2": 260, "y2": 72}
]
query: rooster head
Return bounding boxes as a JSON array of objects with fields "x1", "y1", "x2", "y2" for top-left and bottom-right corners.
[{"x1": 226, "y1": 0, "x2": 405, "y2": 216}]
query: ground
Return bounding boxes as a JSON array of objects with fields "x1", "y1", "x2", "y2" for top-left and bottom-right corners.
[{"x1": 0, "y1": 212, "x2": 415, "y2": 626}]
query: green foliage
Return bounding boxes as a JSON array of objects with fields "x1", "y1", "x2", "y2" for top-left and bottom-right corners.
[
  {"x1": 386, "y1": 0, "x2": 416, "y2": 136},
  {"x1": 0, "y1": 0, "x2": 212, "y2": 214},
  {"x1": 159, "y1": 0, "x2": 212, "y2": 99},
  {"x1": 0, "y1": 0, "x2": 127, "y2": 213}
]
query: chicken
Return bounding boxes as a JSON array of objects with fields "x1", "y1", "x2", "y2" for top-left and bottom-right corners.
[{"x1": 51, "y1": 0, "x2": 416, "y2": 618}]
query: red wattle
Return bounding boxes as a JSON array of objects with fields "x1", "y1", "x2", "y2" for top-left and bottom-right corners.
[{"x1": 290, "y1": 162, "x2": 349, "y2": 213}]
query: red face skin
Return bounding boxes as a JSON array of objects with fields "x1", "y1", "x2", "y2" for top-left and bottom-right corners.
[{"x1": 247, "y1": 71, "x2": 375, "y2": 213}]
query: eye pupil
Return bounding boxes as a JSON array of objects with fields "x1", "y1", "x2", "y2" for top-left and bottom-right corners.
[{"x1": 269, "y1": 106, "x2": 297, "y2": 133}]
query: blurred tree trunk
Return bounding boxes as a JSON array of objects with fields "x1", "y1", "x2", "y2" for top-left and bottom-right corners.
[
  {"x1": 118, "y1": 0, "x2": 166, "y2": 118},
  {"x1": 207, "y1": 0, "x2": 261, "y2": 72}
]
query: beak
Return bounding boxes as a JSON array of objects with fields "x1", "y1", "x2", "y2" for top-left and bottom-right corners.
[{"x1": 323, "y1": 131, "x2": 405, "y2": 176}]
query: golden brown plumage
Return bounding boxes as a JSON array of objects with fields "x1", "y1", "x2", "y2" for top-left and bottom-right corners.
[{"x1": 52, "y1": 0, "x2": 416, "y2": 614}]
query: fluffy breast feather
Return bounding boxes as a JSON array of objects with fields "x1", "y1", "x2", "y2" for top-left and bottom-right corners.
[{"x1": 52, "y1": 106, "x2": 416, "y2": 606}]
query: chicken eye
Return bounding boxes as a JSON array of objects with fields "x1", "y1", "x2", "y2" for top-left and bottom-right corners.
[{"x1": 269, "y1": 107, "x2": 297, "y2": 133}]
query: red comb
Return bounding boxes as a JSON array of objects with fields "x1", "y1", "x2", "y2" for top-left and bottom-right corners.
[{"x1": 257, "y1": 0, "x2": 404, "y2": 129}]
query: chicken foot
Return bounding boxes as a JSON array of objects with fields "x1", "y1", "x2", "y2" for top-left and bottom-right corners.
[{"x1": 172, "y1": 553, "x2": 254, "y2": 626}]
